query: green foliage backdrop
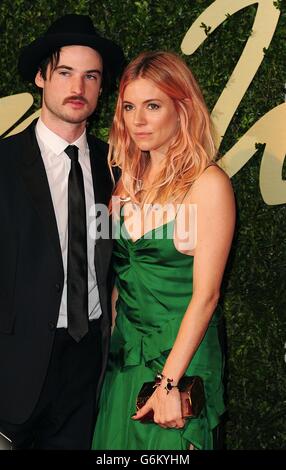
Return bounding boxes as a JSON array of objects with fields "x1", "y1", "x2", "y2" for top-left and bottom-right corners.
[{"x1": 0, "y1": 0, "x2": 285, "y2": 449}]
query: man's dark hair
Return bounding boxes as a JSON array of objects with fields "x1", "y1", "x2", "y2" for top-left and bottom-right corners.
[
  {"x1": 37, "y1": 47, "x2": 109, "y2": 93},
  {"x1": 38, "y1": 49, "x2": 61, "y2": 80}
]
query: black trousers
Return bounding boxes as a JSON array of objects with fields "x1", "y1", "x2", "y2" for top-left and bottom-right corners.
[{"x1": 0, "y1": 319, "x2": 102, "y2": 449}]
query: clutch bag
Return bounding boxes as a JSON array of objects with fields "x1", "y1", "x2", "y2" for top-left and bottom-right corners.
[{"x1": 136, "y1": 375, "x2": 205, "y2": 422}]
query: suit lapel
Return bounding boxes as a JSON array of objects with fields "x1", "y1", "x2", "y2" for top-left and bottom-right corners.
[
  {"x1": 87, "y1": 134, "x2": 111, "y2": 207},
  {"x1": 19, "y1": 123, "x2": 63, "y2": 273}
]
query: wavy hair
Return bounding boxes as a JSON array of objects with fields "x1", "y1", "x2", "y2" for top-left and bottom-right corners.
[{"x1": 109, "y1": 51, "x2": 217, "y2": 206}]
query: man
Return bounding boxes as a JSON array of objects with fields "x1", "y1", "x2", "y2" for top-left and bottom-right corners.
[{"x1": 0, "y1": 14, "x2": 124, "y2": 449}]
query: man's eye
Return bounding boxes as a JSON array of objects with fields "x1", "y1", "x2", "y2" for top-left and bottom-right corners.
[
  {"x1": 86, "y1": 74, "x2": 97, "y2": 80},
  {"x1": 59, "y1": 71, "x2": 70, "y2": 76}
]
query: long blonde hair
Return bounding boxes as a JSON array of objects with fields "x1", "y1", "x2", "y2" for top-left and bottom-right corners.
[{"x1": 109, "y1": 51, "x2": 217, "y2": 206}]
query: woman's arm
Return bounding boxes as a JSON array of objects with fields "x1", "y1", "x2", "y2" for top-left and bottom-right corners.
[{"x1": 133, "y1": 166, "x2": 236, "y2": 428}]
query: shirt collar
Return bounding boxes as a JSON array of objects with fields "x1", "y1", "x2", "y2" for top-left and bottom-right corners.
[{"x1": 36, "y1": 118, "x2": 88, "y2": 157}]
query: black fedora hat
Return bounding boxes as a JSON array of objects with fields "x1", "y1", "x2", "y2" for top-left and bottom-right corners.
[{"x1": 18, "y1": 14, "x2": 125, "y2": 88}]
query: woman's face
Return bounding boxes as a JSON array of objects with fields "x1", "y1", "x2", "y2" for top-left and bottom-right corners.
[{"x1": 123, "y1": 78, "x2": 178, "y2": 159}]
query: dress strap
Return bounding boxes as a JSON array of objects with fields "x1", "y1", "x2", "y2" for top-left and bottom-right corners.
[{"x1": 175, "y1": 161, "x2": 217, "y2": 218}]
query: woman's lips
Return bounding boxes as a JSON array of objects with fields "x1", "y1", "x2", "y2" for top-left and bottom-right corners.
[{"x1": 133, "y1": 132, "x2": 152, "y2": 138}]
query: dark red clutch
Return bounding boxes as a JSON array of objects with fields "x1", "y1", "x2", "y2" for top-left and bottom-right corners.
[{"x1": 136, "y1": 375, "x2": 205, "y2": 422}]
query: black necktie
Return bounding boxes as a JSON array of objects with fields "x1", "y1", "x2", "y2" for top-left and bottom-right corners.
[{"x1": 65, "y1": 145, "x2": 89, "y2": 342}]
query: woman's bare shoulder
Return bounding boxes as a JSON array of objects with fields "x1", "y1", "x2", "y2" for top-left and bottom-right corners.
[
  {"x1": 187, "y1": 163, "x2": 234, "y2": 205},
  {"x1": 194, "y1": 164, "x2": 232, "y2": 191}
]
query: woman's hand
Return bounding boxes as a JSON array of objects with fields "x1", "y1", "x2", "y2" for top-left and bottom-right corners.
[{"x1": 132, "y1": 382, "x2": 185, "y2": 429}]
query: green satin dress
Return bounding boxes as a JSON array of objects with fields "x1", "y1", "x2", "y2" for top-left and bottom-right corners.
[{"x1": 92, "y1": 217, "x2": 225, "y2": 450}]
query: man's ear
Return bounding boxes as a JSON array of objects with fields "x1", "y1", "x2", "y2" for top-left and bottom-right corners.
[{"x1": 35, "y1": 70, "x2": 44, "y2": 89}]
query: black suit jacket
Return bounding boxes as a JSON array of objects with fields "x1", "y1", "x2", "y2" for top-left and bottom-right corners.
[{"x1": 0, "y1": 122, "x2": 113, "y2": 424}]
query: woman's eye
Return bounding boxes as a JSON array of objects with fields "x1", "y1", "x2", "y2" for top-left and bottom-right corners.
[
  {"x1": 123, "y1": 104, "x2": 134, "y2": 111},
  {"x1": 147, "y1": 103, "x2": 160, "y2": 110}
]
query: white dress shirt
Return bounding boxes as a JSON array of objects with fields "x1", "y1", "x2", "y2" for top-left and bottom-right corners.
[{"x1": 36, "y1": 118, "x2": 102, "y2": 328}]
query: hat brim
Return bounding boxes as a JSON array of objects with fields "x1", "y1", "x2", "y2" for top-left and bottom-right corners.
[{"x1": 18, "y1": 32, "x2": 125, "y2": 87}]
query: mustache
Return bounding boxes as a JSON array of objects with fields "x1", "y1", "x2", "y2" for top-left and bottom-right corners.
[{"x1": 63, "y1": 95, "x2": 88, "y2": 104}]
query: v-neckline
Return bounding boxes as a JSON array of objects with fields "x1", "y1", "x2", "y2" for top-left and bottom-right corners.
[{"x1": 121, "y1": 218, "x2": 175, "y2": 244}]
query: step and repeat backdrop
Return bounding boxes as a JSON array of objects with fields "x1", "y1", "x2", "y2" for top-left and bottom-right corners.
[{"x1": 0, "y1": 0, "x2": 285, "y2": 449}]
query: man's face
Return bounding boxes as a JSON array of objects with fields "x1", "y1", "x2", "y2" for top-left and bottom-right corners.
[{"x1": 35, "y1": 45, "x2": 103, "y2": 125}]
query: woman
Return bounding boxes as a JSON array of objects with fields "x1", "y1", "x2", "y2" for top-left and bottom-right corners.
[{"x1": 92, "y1": 51, "x2": 235, "y2": 450}]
